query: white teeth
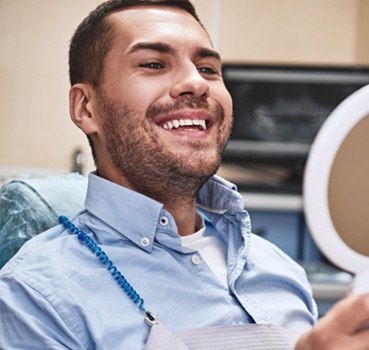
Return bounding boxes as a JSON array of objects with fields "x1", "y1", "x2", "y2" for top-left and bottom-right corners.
[
  {"x1": 162, "y1": 119, "x2": 207, "y2": 130},
  {"x1": 199, "y1": 120, "x2": 206, "y2": 130}
]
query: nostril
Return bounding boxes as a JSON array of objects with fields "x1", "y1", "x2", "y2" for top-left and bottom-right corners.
[{"x1": 179, "y1": 91, "x2": 195, "y2": 96}]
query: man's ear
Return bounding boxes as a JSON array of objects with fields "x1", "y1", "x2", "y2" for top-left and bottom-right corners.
[{"x1": 69, "y1": 83, "x2": 99, "y2": 135}]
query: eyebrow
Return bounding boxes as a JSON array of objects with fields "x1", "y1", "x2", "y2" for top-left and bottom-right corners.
[
  {"x1": 127, "y1": 41, "x2": 221, "y2": 62},
  {"x1": 196, "y1": 47, "x2": 221, "y2": 62},
  {"x1": 127, "y1": 42, "x2": 175, "y2": 55}
]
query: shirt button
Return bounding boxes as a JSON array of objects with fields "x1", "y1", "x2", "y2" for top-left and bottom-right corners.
[
  {"x1": 159, "y1": 216, "x2": 169, "y2": 226},
  {"x1": 191, "y1": 255, "x2": 201, "y2": 265},
  {"x1": 140, "y1": 237, "x2": 150, "y2": 247}
]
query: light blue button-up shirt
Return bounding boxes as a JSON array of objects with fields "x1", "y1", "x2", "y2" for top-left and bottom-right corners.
[{"x1": 0, "y1": 173, "x2": 317, "y2": 349}]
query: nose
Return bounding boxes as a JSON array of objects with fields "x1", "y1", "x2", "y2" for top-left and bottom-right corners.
[{"x1": 169, "y1": 65, "x2": 210, "y2": 99}]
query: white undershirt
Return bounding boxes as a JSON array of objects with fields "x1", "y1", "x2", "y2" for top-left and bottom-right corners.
[{"x1": 181, "y1": 219, "x2": 228, "y2": 287}]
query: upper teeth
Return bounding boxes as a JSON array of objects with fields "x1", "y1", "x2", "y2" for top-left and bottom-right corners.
[{"x1": 162, "y1": 119, "x2": 207, "y2": 130}]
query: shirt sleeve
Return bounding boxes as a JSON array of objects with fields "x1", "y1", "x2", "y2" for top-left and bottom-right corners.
[
  {"x1": 0, "y1": 275, "x2": 85, "y2": 350},
  {"x1": 247, "y1": 234, "x2": 319, "y2": 330}
]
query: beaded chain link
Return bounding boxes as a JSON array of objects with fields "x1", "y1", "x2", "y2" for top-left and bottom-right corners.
[{"x1": 59, "y1": 215, "x2": 157, "y2": 324}]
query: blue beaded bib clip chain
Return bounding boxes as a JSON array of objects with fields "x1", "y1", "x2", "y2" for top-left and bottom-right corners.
[{"x1": 59, "y1": 215, "x2": 158, "y2": 326}]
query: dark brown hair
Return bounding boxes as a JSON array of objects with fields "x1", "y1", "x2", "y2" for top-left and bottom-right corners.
[{"x1": 69, "y1": 0, "x2": 204, "y2": 87}]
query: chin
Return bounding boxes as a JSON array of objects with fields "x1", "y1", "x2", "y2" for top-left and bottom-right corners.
[{"x1": 178, "y1": 156, "x2": 221, "y2": 179}]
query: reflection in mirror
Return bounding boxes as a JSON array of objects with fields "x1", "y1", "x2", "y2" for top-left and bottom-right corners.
[{"x1": 328, "y1": 114, "x2": 369, "y2": 257}]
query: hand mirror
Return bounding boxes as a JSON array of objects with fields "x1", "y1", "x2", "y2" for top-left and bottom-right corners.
[{"x1": 304, "y1": 84, "x2": 369, "y2": 295}]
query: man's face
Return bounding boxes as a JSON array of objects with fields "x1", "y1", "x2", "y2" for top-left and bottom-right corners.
[{"x1": 94, "y1": 6, "x2": 233, "y2": 194}]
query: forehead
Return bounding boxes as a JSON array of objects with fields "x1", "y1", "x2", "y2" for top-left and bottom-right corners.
[{"x1": 108, "y1": 6, "x2": 213, "y2": 51}]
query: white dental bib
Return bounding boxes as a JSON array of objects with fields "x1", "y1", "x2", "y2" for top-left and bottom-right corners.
[{"x1": 145, "y1": 321, "x2": 299, "y2": 350}]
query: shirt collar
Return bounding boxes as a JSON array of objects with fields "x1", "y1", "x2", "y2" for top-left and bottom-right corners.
[
  {"x1": 85, "y1": 173, "x2": 164, "y2": 252},
  {"x1": 196, "y1": 174, "x2": 244, "y2": 213},
  {"x1": 84, "y1": 173, "x2": 244, "y2": 251}
]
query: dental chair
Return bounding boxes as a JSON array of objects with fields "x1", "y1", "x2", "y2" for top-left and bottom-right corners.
[{"x1": 0, "y1": 173, "x2": 87, "y2": 268}]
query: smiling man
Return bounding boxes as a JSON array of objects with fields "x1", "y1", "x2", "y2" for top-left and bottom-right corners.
[
  {"x1": 1, "y1": 0, "x2": 369, "y2": 349},
  {"x1": 69, "y1": 4, "x2": 233, "y2": 235}
]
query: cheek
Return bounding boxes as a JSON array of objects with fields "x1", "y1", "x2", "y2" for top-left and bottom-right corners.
[
  {"x1": 222, "y1": 89, "x2": 233, "y2": 120},
  {"x1": 217, "y1": 92, "x2": 233, "y2": 132},
  {"x1": 212, "y1": 84, "x2": 233, "y2": 120},
  {"x1": 127, "y1": 77, "x2": 168, "y2": 107}
]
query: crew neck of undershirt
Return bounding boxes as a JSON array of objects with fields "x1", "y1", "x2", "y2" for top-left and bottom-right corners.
[{"x1": 181, "y1": 224, "x2": 206, "y2": 245}]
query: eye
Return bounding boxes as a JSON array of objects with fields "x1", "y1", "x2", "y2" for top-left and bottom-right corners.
[
  {"x1": 198, "y1": 66, "x2": 218, "y2": 75},
  {"x1": 140, "y1": 62, "x2": 164, "y2": 70}
]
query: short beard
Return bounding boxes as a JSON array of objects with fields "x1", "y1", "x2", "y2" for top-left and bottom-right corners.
[{"x1": 98, "y1": 91, "x2": 230, "y2": 205}]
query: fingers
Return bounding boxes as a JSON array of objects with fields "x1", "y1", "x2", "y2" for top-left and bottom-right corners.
[
  {"x1": 295, "y1": 293, "x2": 369, "y2": 350},
  {"x1": 322, "y1": 293, "x2": 369, "y2": 334},
  {"x1": 352, "y1": 330, "x2": 369, "y2": 350}
]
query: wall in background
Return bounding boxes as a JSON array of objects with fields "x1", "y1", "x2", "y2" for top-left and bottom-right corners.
[
  {"x1": 0, "y1": 0, "x2": 100, "y2": 175},
  {"x1": 357, "y1": 0, "x2": 369, "y2": 64},
  {"x1": 217, "y1": 0, "x2": 369, "y2": 65},
  {"x1": 1, "y1": 0, "x2": 368, "y2": 175}
]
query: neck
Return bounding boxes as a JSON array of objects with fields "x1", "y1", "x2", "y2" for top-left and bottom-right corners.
[
  {"x1": 96, "y1": 159, "x2": 209, "y2": 235},
  {"x1": 137, "y1": 177, "x2": 206, "y2": 236},
  {"x1": 164, "y1": 198, "x2": 198, "y2": 236}
]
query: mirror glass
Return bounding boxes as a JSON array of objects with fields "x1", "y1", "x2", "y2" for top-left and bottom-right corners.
[{"x1": 328, "y1": 114, "x2": 369, "y2": 256}]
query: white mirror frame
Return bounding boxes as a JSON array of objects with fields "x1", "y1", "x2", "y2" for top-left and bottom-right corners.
[{"x1": 304, "y1": 84, "x2": 369, "y2": 279}]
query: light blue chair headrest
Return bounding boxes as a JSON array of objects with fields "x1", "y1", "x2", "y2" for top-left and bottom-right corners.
[{"x1": 0, "y1": 173, "x2": 88, "y2": 268}]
